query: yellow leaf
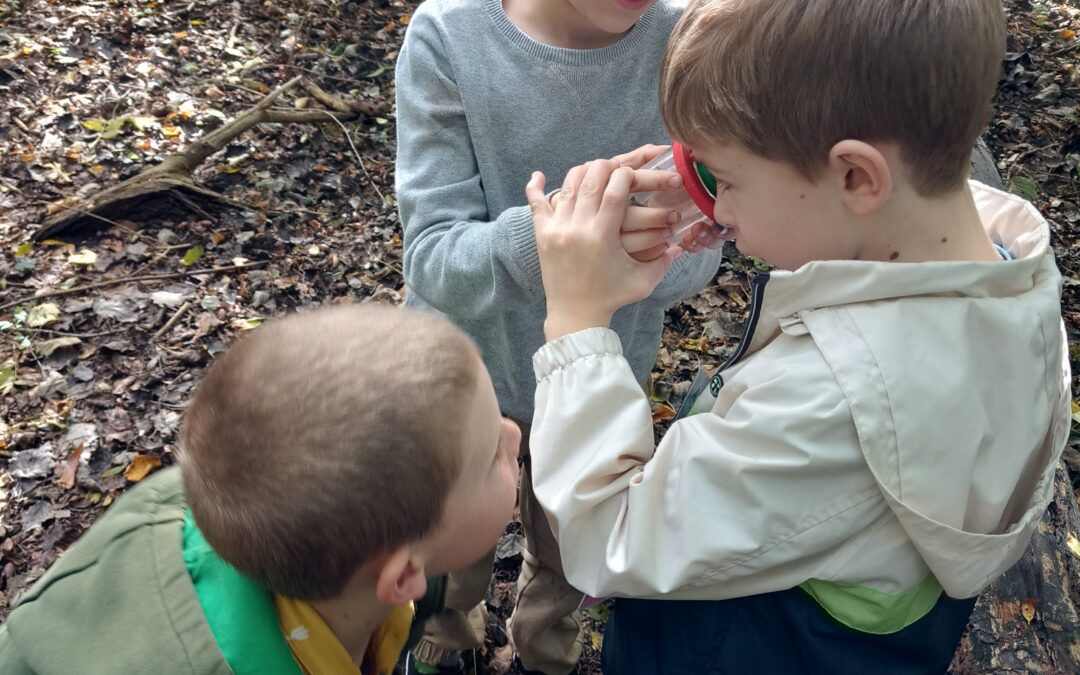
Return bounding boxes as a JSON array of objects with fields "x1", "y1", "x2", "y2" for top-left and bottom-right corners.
[
  {"x1": 190, "y1": 19, "x2": 204, "y2": 26},
  {"x1": 88, "y1": 164, "x2": 106, "y2": 175},
  {"x1": 41, "y1": 239, "x2": 75, "y2": 251},
  {"x1": 1021, "y1": 598, "x2": 1036, "y2": 624},
  {"x1": 181, "y1": 245, "x2": 204, "y2": 266},
  {"x1": 67, "y1": 248, "x2": 98, "y2": 266},
  {"x1": 26, "y1": 303, "x2": 61, "y2": 328},
  {"x1": 81, "y1": 118, "x2": 106, "y2": 132},
  {"x1": 124, "y1": 455, "x2": 162, "y2": 483},
  {"x1": 14, "y1": 241, "x2": 32, "y2": 257},
  {"x1": 21, "y1": 46, "x2": 33, "y2": 56},
  {"x1": 231, "y1": 317, "x2": 263, "y2": 331},
  {"x1": 162, "y1": 125, "x2": 182, "y2": 138},
  {"x1": 590, "y1": 631, "x2": 603, "y2": 651},
  {"x1": 682, "y1": 336, "x2": 709, "y2": 352},
  {"x1": 174, "y1": 31, "x2": 188, "y2": 40},
  {"x1": 101, "y1": 116, "x2": 128, "y2": 140},
  {"x1": 130, "y1": 115, "x2": 159, "y2": 131},
  {"x1": 1067, "y1": 533, "x2": 1080, "y2": 558},
  {"x1": 1061, "y1": 29, "x2": 1076, "y2": 40}
]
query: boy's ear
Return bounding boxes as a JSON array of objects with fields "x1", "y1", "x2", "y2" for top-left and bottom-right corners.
[
  {"x1": 374, "y1": 546, "x2": 428, "y2": 605},
  {"x1": 827, "y1": 140, "x2": 892, "y2": 216}
]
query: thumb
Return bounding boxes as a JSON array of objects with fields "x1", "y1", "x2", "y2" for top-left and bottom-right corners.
[{"x1": 526, "y1": 172, "x2": 552, "y2": 218}]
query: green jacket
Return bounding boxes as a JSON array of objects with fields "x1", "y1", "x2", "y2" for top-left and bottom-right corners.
[{"x1": 0, "y1": 468, "x2": 445, "y2": 674}]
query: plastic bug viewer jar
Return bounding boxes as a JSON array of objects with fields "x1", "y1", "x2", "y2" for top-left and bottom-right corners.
[{"x1": 629, "y1": 142, "x2": 730, "y2": 239}]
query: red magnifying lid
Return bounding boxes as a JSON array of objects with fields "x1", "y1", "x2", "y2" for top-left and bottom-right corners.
[{"x1": 671, "y1": 141, "x2": 720, "y2": 218}]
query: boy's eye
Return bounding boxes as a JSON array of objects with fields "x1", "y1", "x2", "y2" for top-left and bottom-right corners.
[{"x1": 694, "y1": 162, "x2": 731, "y2": 197}]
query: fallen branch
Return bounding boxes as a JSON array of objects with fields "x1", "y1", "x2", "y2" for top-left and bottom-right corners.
[
  {"x1": 301, "y1": 80, "x2": 380, "y2": 116},
  {"x1": 0, "y1": 261, "x2": 268, "y2": 312},
  {"x1": 33, "y1": 76, "x2": 371, "y2": 241},
  {"x1": 152, "y1": 301, "x2": 193, "y2": 341}
]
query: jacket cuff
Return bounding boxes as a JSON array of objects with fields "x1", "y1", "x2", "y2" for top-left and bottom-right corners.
[{"x1": 534, "y1": 328, "x2": 624, "y2": 381}]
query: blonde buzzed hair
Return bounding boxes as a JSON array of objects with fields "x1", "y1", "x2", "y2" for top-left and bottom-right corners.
[
  {"x1": 179, "y1": 304, "x2": 480, "y2": 600},
  {"x1": 660, "y1": 0, "x2": 1006, "y2": 196}
]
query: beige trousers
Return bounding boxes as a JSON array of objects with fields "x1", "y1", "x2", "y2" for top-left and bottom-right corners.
[{"x1": 412, "y1": 421, "x2": 584, "y2": 674}]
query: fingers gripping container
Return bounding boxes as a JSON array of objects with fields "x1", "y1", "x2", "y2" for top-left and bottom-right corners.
[{"x1": 629, "y1": 142, "x2": 728, "y2": 239}]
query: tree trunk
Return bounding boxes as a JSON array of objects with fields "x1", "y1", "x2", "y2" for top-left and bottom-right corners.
[{"x1": 950, "y1": 463, "x2": 1080, "y2": 673}]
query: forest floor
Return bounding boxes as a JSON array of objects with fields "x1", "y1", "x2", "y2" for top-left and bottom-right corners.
[{"x1": 0, "y1": 0, "x2": 1078, "y2": 672}]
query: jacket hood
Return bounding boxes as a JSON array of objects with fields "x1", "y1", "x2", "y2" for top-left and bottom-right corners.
[{"x1": 751, "y1": 182, "x2": 1070, "y2": 597}]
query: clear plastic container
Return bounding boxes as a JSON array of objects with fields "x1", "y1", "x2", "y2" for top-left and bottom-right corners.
[{"x1": 628, "y1": 143, "x2": 728, "y2": 240}]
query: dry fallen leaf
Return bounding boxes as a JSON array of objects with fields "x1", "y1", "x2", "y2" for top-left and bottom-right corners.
[
  {"x1": 56, "y1": 443, "x2": 83, "y2": 490},
  {"x1": 68, "y1": 248, "x2": 98, "y2": 265},
  {"x1": 1021, "y1": 598, "x2": 1037, "y2": 624},
  {"x1": 35, "y1": 336, "x2": 81, "y2": 357},
  {"x1": 1067, "y1": 533, "x2": 1080, "y2": 558},
  {"x1": 124, "y1": 455, "x2": 162, "y2": 483},
  {"x1": 26, "y1": 303, "x2": 61, "y2": 328},
  {"x1": 651, "y1": 403, "x2": 677, "y2": 423}
]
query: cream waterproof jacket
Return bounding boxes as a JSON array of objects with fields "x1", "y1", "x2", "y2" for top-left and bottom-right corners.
[{"x1": 531, "y1": 182, "x2": 1070, "y2": 611}]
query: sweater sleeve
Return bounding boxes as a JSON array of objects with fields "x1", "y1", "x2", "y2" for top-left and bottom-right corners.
[
  {"x1": 530, "y1": 328, "x2": 884, "y2": 599},
  {"x1": 395, "y1": 13, "x2": 542, "y2": 318}
]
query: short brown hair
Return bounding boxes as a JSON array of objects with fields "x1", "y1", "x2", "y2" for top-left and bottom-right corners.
[
  {"x1": 179, "y1": 304, "x2": 479, "y2": 600},
  {"x1": 660, "y1": 0, "x2": 1005, "y2": 196}
]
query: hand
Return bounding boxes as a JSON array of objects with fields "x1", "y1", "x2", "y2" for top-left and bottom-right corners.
[
  {"x1": 610, "y1": 143, "x2": 669, "y2": 169},
  {"x1": 621, "y1": 201, "x2": 679, "y2": 263},
  {"x1": 679, "y1": 220, "x2": 731, "y2": 253},
  {"x1": 620, "y1": 164, "x2": 688, "y2": 262},
  {"x1": 527, "y1": 160, "x2": 683, "y2": 340}
]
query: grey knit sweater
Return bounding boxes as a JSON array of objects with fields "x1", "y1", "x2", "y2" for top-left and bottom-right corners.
[{"x1": 395, "y1": 0, "x2": 723, "y2": 421}]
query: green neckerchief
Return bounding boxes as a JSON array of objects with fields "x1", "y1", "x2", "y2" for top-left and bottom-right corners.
[{"x1": 182, "y1": 511, "x2": 302, "y2": 675}]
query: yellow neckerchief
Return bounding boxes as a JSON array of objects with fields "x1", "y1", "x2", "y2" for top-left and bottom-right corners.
[{"x1": 274, "y1": 595, "x2": 415, "y2": 675}]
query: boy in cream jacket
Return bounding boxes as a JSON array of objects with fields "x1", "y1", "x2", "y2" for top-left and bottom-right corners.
[{"x1": 524, "y1": 0, "x2": 1071, "y2": 672}]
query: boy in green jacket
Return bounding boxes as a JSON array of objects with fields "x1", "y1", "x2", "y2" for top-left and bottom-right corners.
[{"x1": 0, "y1": 304, "x2": 521, "y2": 675}]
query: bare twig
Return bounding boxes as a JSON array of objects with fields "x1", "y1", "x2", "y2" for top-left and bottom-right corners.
[
  {"x1": 272, "y1": 64, "x2": 376, "y2": 89},
  {"x1": 301, "y1": 80, "x2": 378, "y2": 115},
  {"x1": 1045, "y1": 38, "x2": 1080, "y2": 58},
  {"x1": 317, "y1": 110, "x2": 385, "y2": 203},
  {"x1": 151, "y1": 76, "x2": 304, "y2": 176},
  {"x1": 0, "y1": 261, "x2": 268, "y2": 312},
  {"x1": 27, "y1": 327, "x2": 127, "y2": 339},
  {"x1": 264, "y1": 109, "x2": 359, "y2": 124},
  {"x1": 152, "y1": 302, "x2": 193, "y2": 341}
]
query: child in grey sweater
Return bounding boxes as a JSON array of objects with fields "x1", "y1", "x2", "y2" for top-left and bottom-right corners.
[{"x1": 394, "y1": 0, "x2": 724, "y2": 672}]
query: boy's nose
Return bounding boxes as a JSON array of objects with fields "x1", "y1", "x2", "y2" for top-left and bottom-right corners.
[{"x1": 711, "y1": 199, "x2": 734, "y2": 226}]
